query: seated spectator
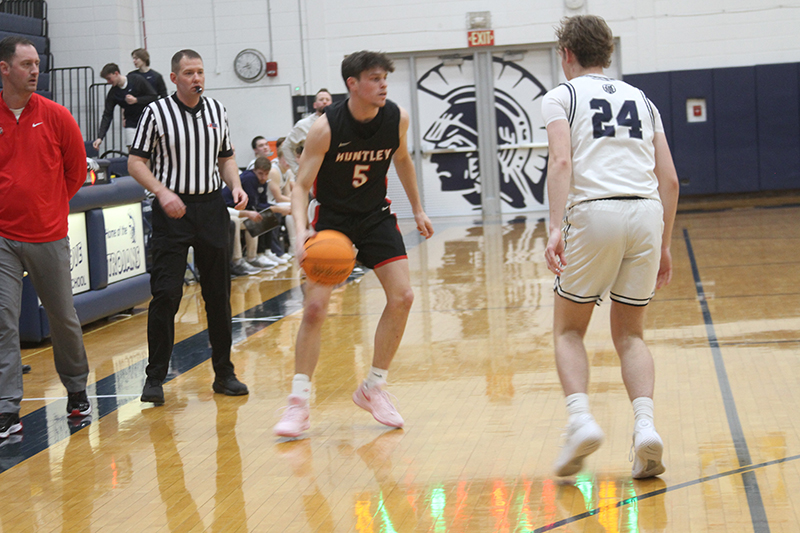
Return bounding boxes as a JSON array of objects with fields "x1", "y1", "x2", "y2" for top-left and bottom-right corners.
[
  {"x1": 246, "y1": 157, "x2": 291, "y2": 265},
  {"x1": 245, "y1": 136, "x2": 274, "y2": 170},
  {"x1": 274, "y1": 137, "x2": 297, "y2": 255},
  {"x1": 92, "y1": 63, "x2": 157, "y2": 152},
  {"x1": 281, "y1": 88, "x2": 332, "y2": 174},
  {"x1": 222, "y1": 157, "x2": 290, "y2": 270},
  {"x1": 129, "y1": 48, "x2": 168, "y2": 98},
  {"x1": 227, "y1": 207, "x2": 262, "y2": 276}
]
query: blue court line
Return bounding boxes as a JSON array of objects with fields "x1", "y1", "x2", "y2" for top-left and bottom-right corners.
[
  {"x1": 1, "y1": 227, "x2": 427, "y2": 473},
  {"x1": 531, "y1": 453, "x2": 800, "y2": 532},
  {"x1": 0, "y1": 284, "x2": 308, "y2": 473},
  {"x1": 529, "y1": 230, "x2": 777, "y2": 533},
  {"x1": 683, "y1": 228, "x2": 770, "y2": 533}
]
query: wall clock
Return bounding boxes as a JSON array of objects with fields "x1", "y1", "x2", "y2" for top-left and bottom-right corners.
[{"x1": 234, "y1": 48, "x2": 267, "y2": 82}]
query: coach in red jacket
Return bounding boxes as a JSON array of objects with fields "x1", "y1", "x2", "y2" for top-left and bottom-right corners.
[{"x1": 0, "y1": 36, "x2": 92, "y2": 439}]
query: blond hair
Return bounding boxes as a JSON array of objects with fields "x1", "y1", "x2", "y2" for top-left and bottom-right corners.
[{"x1": 556, "y1": 15, "x2": 614, "y2": 69}]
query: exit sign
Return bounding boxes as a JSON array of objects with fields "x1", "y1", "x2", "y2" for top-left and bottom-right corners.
[{"x1": 468, "y1": 30, "x2": 495, "y2": 47}]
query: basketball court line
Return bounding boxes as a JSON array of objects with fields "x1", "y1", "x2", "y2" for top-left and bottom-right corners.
[
  {"x1": 683, "y1": 228, "x2": 770, "y2": 533},
  {"x1": 21, "y1": 395, "x2": 141, "y2": 401},
  {"x1": 2, "y1": 220, "x2": 783, "y2": 531},
  {"x1": 530, "y1": 453, "x2": 800, "y2": 532}
]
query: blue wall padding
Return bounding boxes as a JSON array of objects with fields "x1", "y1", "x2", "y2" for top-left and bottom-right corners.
[
  {"x1": 72, "y1": 274, "x2": 151, "y2": 326},
  {"x1": 22, "y1": 274, "x2": 151, "y2": 343},
  {"x1": 713, "y1": 66, "x2": 759, "y2": 193},
  {"x1": 622, "y1": 71, "x2": 673, "y2": 144},
  {"x1": 85, "y1": 209, "x2": 108, "y2": 291},
  {"x1": 69, "y1": 176, "x2": 146, "y2": 213},
  {"x1": 625, "y1": 60, "x2": 800, "y2": 195},
  {"x1": 756, "y1": 63, "x2": 800, "y2": 190},
  {"x1": 669, "y1": 69, "x2": 717, "y2": 194}
]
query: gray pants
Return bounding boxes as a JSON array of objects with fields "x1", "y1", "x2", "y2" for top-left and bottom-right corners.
[{"x1": 0, "y1": 236, "x2": 90, "y2": 415}]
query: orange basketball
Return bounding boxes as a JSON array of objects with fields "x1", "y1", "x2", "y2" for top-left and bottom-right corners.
[{"x1": 302, "y1": 230, "x2": 356, "y2": 285}]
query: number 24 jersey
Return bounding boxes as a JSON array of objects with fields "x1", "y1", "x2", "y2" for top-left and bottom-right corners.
[{"x1": 541, "y1": 74, "x2": 665, "y2": 208}]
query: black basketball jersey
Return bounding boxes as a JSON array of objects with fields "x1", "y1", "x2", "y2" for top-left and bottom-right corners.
[{"x1": 314, "y1": 98, "x2": 400, "y2": 214}]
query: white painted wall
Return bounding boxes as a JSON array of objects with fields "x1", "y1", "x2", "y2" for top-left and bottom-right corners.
[
  {"x1": 46, "y1": 0, "x2": 800, "y2": 183},
  {"x1": 48, "y1": 1, "x2": 800, "y2": 115}
]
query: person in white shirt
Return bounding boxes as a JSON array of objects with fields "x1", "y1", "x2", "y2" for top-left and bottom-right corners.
[
  {"x1": 541, "y1": 15, "x2": 679, "y2": 479},
  {"x1": 280, "y1": 89, "x2": 332, "y2": 174}
]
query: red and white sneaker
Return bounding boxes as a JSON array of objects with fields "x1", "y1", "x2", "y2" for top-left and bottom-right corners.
[
  {"x1": 352, "y1": 383, "x2": 404, "y2": 428},
  {"x1": 274, "y1": 395, "x2": 310, "y2": 437}
]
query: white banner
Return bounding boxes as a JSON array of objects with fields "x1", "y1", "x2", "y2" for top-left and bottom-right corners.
[
  {"x1": 104, "y1": 204, "x2": 146, "y2": 284},
  {"x1": 67, "y1": 213, "x2": 90, "y2": 295}
]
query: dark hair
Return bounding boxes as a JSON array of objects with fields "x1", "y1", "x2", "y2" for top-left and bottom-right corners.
[
  {"x1": 341, "y1": 51, "x2": 394, "y2": 86},
  {"x1": 100, "y1": 63, "x2": 120, "y2": 78},
  {"x1": 131, "y1": 48, "x2": 150, "y2": 66},
  {"x1": 295, "y1": 141, "x2": 305, "y2": 156},
  {"x1": 0, "y1": 36, "x2": 35, "y2": 65},
  {"x1": 253, "y1": 156, "x2": 272, "y2": 172},
  {"x1": 251, "y1": 135, "x2": 266, "y2": 150},
  {"x1": 555, "y1": 15, "x2": 614, "y2": 69},
  {"x1": 276, "y1": 136, "x2": 286, "y2": 151},
  {"x1": 171, "y1": 49, "x2": 203, "y2": 74},
  {"x1": 316, "y1": 88, "x2": 331, "y2": 97}
]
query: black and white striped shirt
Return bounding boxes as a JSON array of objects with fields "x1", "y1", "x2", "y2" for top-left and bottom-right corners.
[{"x1": 130, "y1": 94, "x2": 234, "y2": 195}]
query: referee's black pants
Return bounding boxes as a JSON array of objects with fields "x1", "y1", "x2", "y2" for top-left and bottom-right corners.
[{"x1": 146, "y1": 192, "x2": 235, "y2": 382}]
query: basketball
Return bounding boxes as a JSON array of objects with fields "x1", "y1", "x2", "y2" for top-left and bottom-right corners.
[{"x1": 302, "y1": 230, "x2": 356, "y2": 285}]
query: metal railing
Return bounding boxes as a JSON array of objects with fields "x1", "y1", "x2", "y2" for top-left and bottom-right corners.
[
  {"x1": 89, "y1": 82, "x2": 126, "y2": 155},
  {"x1": 50, "y1": 67, "x2": 125, "y2": 154},
  {"x1": 50, "y1": 66, "x2": 93, "y2": 138}
]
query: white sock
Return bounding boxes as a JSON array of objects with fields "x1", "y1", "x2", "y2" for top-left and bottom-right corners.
[
  {"x1": 291, "y1": 373, "x2": 311, "y2": 400},
  {"x1": 632, "y1": 397, "x2": 655, "y2": 428},
  {"x1": 364, "y1": 367, "x2": 388, "y2": 389},
  {"x1": 565, "y1": 393, "x2": 591, "y2": 424}
]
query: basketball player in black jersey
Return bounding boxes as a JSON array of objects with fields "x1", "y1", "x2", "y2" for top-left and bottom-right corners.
[{"x1": 274, "y1": 51, "x2": 434, "y2": 437}]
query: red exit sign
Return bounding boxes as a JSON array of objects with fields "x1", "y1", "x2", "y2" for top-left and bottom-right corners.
[{"x1": 468, "y1": 30, "x2": 495, "y2": 47}]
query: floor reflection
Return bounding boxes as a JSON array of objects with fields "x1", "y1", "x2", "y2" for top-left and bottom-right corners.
[{"x1": 6, "y1": 206, "x2": 800, "y2": 531}]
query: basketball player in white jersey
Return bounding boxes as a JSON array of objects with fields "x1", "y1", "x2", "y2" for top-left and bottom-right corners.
[{"x1": 542, "y1": 15, "x2": 679, "y2": 478}]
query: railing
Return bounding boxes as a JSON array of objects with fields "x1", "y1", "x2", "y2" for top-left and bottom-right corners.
[
  {"x1": 50, "y1": 67, "x2": 125, "y2": 153},
  {"x1": 50, "y1": 66, "x2": 93, "y2": 138},
  {"x1": 0, "y1": 0, "x2": 47, "y2": 20},
  {"x1": 89, "y1": 82, "x2": 126, "y2": 155}
]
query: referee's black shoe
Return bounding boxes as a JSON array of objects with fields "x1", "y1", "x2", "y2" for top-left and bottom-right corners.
[
  {"x1": 213, "y1": 375, "x2": 249, "y2": 396},
  {"x1": 141, "y1": 378, "x2": 165, "y2": 405},
  {"x1": 22, "y1": 365, "x2": 31, "y2": 374}
]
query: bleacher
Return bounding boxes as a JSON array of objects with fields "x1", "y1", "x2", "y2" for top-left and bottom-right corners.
[{"x1": 0, "y1": 1, "x2": 51, "y2": 98}]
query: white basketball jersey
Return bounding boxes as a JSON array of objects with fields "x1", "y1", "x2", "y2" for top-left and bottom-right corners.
[{"x1": 541, "y1": 74, "x2": 664, "y2": 208}]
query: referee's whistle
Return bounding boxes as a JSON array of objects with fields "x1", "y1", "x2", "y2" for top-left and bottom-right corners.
[{"x1": 193, "y1": 86, "x2": 203, "y2": 93}]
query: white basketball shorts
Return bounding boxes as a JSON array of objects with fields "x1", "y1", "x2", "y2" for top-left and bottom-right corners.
[{"x1": 555, "y1": 198, "x2": 664, "y2": 306}]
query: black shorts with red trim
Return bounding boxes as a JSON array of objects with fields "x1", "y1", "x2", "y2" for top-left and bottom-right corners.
[{"x1": 312, "y1": 205, "x2": 406, "y2": 269}]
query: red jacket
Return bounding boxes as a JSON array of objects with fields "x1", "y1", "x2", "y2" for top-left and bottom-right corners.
[{"x1": 0, "y1": 92, "x2": 86, "y2": 243}]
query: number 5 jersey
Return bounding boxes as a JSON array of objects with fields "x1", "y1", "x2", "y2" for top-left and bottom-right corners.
[
  {"x1": 314, "y1": 98, "x2": 400, "y2": 214},
  {"x1": 541, "y1": 74, "x2": 664, "y2": 208}
]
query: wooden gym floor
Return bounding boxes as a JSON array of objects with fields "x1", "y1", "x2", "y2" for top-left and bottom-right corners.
[{"x1": 3, "y1": 198, "x2": 800, "y2": 532}]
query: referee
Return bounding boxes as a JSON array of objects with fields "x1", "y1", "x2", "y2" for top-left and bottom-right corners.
[{"x1": 128, "y1": 49, "x2": 249, "y2": 404}]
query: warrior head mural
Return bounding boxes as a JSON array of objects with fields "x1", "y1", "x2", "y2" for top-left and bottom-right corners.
[{"x1": 418, "y1": 56, "x2": 549, "y2": 211}]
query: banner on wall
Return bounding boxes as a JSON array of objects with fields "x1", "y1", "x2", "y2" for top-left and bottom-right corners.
[
  {"x1": 104, "y1": 204, "x2": 146, "y2": 284},
  {"x1": 68, "y1": 213, "x2": 90, "y2": 295},
  {"x1": 416, "y1": 55, "x2": 550, "y2": 216}
]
